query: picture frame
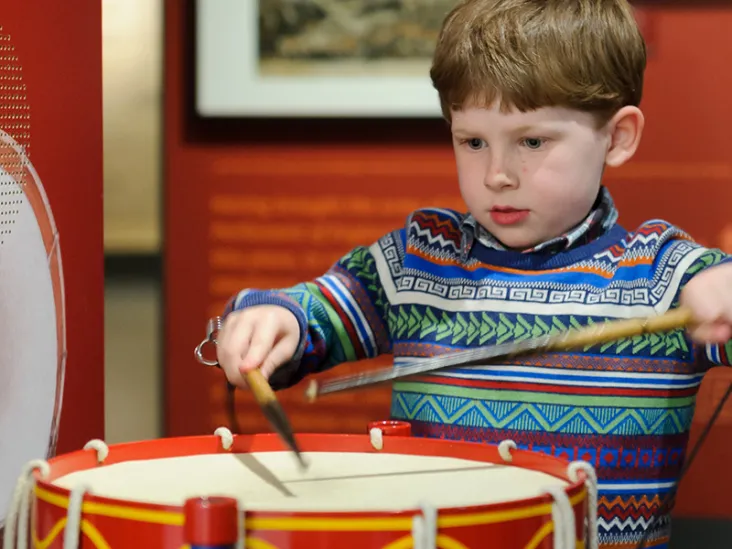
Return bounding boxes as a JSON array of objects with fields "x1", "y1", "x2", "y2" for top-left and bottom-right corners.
[{"x1": 194, "y1": 0, "x2": 444, "y2": 118}]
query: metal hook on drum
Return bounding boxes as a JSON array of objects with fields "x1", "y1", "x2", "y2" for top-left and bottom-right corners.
[{"x1": 194, "y1": 316, "x2": 223, "y2": 367}]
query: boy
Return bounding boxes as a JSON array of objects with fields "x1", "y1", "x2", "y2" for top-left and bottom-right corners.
[{"x1": 215, "y1": 1, "x2": 732, "y2": 547}]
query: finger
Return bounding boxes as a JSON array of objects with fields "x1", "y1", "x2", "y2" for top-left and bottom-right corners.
[
  {"x1": 721, "y1": 292, "x2": 732, "y2": 326},
  {"x1": 217, "y1": 311, "x2": 246, "y2": 354},
  {"x1": 240, "y1": 316, "x2": 278, "y2": 371},
  {"x1": 715, "y1": 324, "x2": 732, "y2": 342},
  {"x1": 687, "y1": 293, "x2": 732, "y2": 343},
  {"x1": 690, "y1": 295, "x2": 724, "y2": 324},
  {"x1": 259, "y1": 332, "x2": 300, "y2": 380},
  {"x1": 216, "y1": 314, "x2": 254, "y2": 387},
  {"x1": 217, "y1": 313, "x2": 253, "y2": 366},
  {"x1": 689, "y1": 323, "x2": 732, "y2": 344}
]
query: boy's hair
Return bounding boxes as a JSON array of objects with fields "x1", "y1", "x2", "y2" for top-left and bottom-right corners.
[{"x1": 430, "y1": 0, "x2": 646, "y2": 126}]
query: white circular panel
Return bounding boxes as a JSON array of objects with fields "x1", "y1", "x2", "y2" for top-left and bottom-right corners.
[
  {"x1": 54, "y1": 451, "x2": 567, "y2": 512},
  {"x1": 0, "y1": 129, "x2": 66, "y2": 529}
]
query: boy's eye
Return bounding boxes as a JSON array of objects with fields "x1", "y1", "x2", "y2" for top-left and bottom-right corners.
[
  {"x1": 523, "y1": 137, "x2": 544, "y2": 149},
  {"x1": 467, "y1": 138, "x2": 484, "y2": 150}
]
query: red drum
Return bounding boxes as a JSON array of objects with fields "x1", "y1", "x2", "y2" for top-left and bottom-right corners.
[{"x1": 4, "y1": 422, "x2": 597, "y2": 549}]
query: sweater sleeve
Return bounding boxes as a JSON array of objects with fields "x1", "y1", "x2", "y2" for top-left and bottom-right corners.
[
  {"x1": 674, "y1": 247, "x2": 732, "y2": 369},
  {"x1": 222, "y1": 228, "x2": 404, "y2": 390}
]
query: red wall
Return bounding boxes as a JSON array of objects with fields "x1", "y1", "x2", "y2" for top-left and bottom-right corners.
[{"x1": 164, "y1": 1, "x2": 732, "y2": 517}]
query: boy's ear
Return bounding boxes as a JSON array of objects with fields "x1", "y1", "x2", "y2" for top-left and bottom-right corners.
[{"x1": 605, "y1": 106, "x2": 645, "y2": 168}]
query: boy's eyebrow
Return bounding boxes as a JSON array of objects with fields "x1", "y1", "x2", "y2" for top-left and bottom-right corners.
[
  {"x1": 450, "y1": 127, "x2": 477, "y2": 136},
  {"x1": 451, "y1": 122, "x2": 565, "y2": 136},
  {"x1": 510, "y1": 122, "x2": 566, "y2": 135},
  {"x1": 511, "y1": 124, "x2": 542, "y2": 134}
]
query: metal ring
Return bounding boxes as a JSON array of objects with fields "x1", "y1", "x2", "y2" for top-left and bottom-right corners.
[
  {"x1": 194, "y1": 338, "x2": 219, "y2": 367},
  {"x1": 195, "y1": 315, "x2": 226, "y2": 367}
]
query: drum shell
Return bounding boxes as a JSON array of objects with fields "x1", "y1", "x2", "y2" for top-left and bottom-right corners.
[{"x1": 30, "y1": 432, "x2": 589, "y2": 548}]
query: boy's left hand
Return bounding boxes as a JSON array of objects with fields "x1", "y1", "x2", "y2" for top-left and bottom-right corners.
[{"x1": 680, "y1": 263, "x2": 732, "y2": 344}]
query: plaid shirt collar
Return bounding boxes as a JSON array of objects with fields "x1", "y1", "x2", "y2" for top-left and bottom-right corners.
[{"x1": 460, "y1": 186, "x2": 618, "y2": 259}]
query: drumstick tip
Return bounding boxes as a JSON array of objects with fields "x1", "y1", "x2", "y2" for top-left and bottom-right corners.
[
  {"x1": 261, "y1": 400, "x2": 309, "y2": 470},
  {"x1": 295, "y1": 452, "x2": 310, "y2": 471}
]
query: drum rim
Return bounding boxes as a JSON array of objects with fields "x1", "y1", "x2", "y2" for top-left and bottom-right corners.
[{"x1": 34, "y1": 432, "x2": 588, "y2": 518}]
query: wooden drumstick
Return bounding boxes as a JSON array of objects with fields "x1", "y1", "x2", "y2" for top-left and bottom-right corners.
[
  {"x1": 306, "y1": 306, "x2": 695, "y2": 399},
  {"x1": 244, "y1": 368, "x2": 307, "y2": 469},
  {"x1": 545, "y1": 305, "x2": 693, "y2": 351}
]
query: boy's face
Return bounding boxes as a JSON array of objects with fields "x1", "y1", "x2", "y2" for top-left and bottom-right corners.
[{"x1": 450, "y1": 102, "x2": 614, "y2": 250}]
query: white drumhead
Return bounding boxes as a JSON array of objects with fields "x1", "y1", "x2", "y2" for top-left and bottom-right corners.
[
  {"x1": 0, "y1": 129, "x2": 66, "y2": 527},
  {"x1": 54, "y1": 452, "x2": 567, "y2": 511}
]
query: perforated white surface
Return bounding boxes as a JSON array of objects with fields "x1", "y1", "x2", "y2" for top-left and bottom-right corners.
[{"x1": 0, "y1": 25, "x2": 29, "y2": 245}]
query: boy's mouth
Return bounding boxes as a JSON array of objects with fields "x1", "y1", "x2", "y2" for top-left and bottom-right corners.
[{"x1": 490, "y1": 206, "x2": 529, "y2": 225}]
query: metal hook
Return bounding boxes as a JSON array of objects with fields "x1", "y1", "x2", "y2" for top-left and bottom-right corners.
[{"x1": 194, "y1": 316, "x2": 223, "y2": 367}]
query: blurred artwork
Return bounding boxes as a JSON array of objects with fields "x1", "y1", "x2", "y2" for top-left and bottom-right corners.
[{"x1": 258, "y1": 0, "x2": 454, "y2": 76}]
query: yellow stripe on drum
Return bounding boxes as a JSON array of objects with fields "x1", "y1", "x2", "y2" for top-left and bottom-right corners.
[
  {"x1": 34, "y1": 517, "x2": 66, "y2": 549},
  {"x1": 382, "y1": 534, "x2": 470, "y2": 549},
  {"x1": 34, "y1": 517, "x2": 112, "y2": 549},
  {"x1": 35, "y1": 486, "x2": 184, "y2": 526},
  {"x1": 78, "y1": 520, "x2": 112, "y2": 549},
  {"x1": 35, "y1": 485, "x2": 585, "y2": 532},
  {"x1": 523, "y1": 522, "x2": 554, "y2": 549},
  {"x1": 245, "y1": 490, "x2": 585, "y2": 532}
]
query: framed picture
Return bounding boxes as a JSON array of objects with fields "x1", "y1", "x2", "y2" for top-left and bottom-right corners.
[{"x1": 194, "y1": 0, "x2": 449, "y2": 118}]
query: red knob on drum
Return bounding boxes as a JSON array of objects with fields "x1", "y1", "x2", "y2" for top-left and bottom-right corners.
[
  {"x1": 184, "y1": 496, "x2": 239, "y2": 548},
  {"x1": 367, "y1": 420, "x2": 412, "y2": 437}
]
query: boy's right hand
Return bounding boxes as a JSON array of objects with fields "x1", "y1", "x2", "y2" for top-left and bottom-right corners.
[{"x1": 215, "y1": 305, "x2": 301, "y2": 389}]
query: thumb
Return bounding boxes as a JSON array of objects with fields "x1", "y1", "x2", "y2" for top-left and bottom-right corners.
[{"x1": 258, "y1": 334, "x2": 299, "y2": 379}]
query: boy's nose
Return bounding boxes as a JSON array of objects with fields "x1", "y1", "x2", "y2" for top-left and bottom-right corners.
[
  {"x1": 484, "y1": 165, "x2": 518, "y2": 190},
  {"x1": 483, "y1": 150, "x2": 518, "y2": 190}
]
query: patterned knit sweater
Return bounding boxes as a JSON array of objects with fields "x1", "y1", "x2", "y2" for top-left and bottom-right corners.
[{"x1": 227, "y1": 192, "x2": 732, "y2": 549}]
